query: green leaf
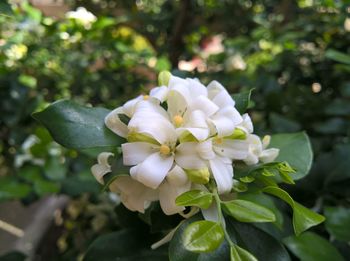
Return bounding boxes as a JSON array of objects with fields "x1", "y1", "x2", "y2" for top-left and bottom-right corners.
[
  {"x1": 0, "y1": 251, "x2": 26, "y2": 261},
  {"x1": 238, "y1": 193, "x2": 284, "y2": 229},
  {"x1": 227, "y1": 220, "x2": 291, "y2": 261},
  {"x1": 34, "y1": 180, "x2": 60, "y2": 196},
  {"x1": 175, "y1": 190, "x2": 213, "y2": 209},
  {"x1": 232, "y1": 89, "x2": 254, "y2": 114},
  {"x1": 182, "y1": 220, "x2": 224, "y2": 253},
  {"x1": 222, "y1": 199, "x2": 276, "y2": 223},
  {"x1": 84, "y1": 229, "x2": 168, "y2": 261},
  {"x1": 32, "y1": 100, "x2": 122, "y2": 150},
  {"x1": 269, "y1": 132, "x2": 313, "y2": 180},
  {"x1": 283, "y1": 232, "x2": 345, "y2": 261},
  {"x1": 230, "y1": 245, "x2": 258, "y2": 261},
  {"x1": 262, "y1": 187, "x2": 325, "y2": 235},
  {"x1": 44, "y1": 157, "x2": 66, "y2": 181},
  {"x1": 325, "y1": 49, "x2": 350, "y2": 65},
  {"x1": 324, "y1": 206, "x2": 350, "y2": 242},
  {"x1": 169, "y1": 215, "x2": 230, "y2": 261},
  {"x1": 0, "y1": 178, "x2": 31, "y2": 202}
]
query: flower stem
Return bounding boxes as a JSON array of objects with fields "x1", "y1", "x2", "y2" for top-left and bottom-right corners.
[{"x1": 213, "y1": 189, "x2": 235, "y2": 247}]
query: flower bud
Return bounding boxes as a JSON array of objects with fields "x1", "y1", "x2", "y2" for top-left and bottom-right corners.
[
  {"x1": 158, "y1": 71, "x2": 171, "y2": 86},
  {"x1": 127, "y1": 132, "x2": 159, "y2": 145},
  {"x1": 227, "y1": 128, "x2": 246, "y2": 140},
  {"x1": 184, "y1": 168, "x2": 210, "y2": 184}
]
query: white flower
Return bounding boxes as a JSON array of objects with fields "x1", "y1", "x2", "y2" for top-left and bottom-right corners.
[
  {"x1": 66, "y1": 7, "x2": 97, "y2": 28},
  {"x1": 91, "y1": 152, "x2": 191, "y2": 215},
  {"x1": 176, "y1": 136, "x2": 248, "y2": 194},
  {"x1": 105, "y1": 95, "x2": 147, "y2": 138},
  {"x1": 244, "y1": 135, "x2": 279, "y2": 165},
  {"x1": 91, "y1": 152, "x2": 114, "y2": 184},
  {"x1": 109, "y1": 176, "x2": 158, "y2": 213},
  {"x1": 98, "y1": 73, "x2": 281, "y2": 217},
  {"x1": 151, "y1": 76, "x2": 242, "y2": 140}
]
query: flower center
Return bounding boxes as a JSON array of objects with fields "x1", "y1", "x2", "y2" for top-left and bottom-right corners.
[
  {"x1": 214, "y1": 137, "x2": 223, "y2": 145},
  {"x1": 159, "y1": 144, "x2": 171, "y2": 155},
  {"x1": 143, "y1": 95, "x2": 149, "y2": 100},
  {"x1": 173, "y1": 115, "x2": 183, "y2": 127}
]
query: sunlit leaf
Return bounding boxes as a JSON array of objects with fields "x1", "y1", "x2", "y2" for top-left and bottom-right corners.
[{"x1": 175, "y1": 190, "x2": 213, "y2": 209}]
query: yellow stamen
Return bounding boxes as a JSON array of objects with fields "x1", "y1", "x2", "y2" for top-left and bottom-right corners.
[
  {"x1": 160, "y1": 144, "x2": 171, "y2": 155},
  {"x1": 214, "y1": 137, "x2": 223, "y2": 144},
  {"x1": 173, "y1": 115, "x2": 183, "y2": 127},
  {"x1": 143, "y1": 95, "x2": 149, "y2": 100}
]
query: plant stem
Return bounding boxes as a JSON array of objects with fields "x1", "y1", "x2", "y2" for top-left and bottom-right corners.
[{"x1": 213, "y1": 189, "x2": 235, "y2": 247}]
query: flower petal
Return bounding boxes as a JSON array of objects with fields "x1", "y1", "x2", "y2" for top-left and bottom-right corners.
[
  {"x1": 209, "y1": 107, "x2": 243, "y2": 137},
  {"x1": 186, "y1": 78, "x2": 208, "y2": 98},
  {"x1": 197, "y1": 139, "x2": 216, "y2": 160},
  {"x1": 237, "y1": 113, "x2": 253, "y2": 134},
  {"x1": 175, "y1": 142, "x2": 207, "y2": 169},
  {"x1": 166, "y1": 165, "x2": 189, "y2": 186},
  {"x1": 189, "y1": 95, "x2": 219, "y2": 116},
  {"x1": 150, "y1": 86, "x2": 168, "y2": 102},
  {"x1": 104, "y1": 107, "x2": 128, "y2": 138},
  {"x1": 260, "y1": 148, "x2": 280, "y2": 163},
  {"x1": 243, "y1": 134, "x2": 263, "y2": 165},
  {"x1": 159, "y1": 178, "x2": 191, "y2": 215},
  {"x1": 167, "y1": 86, "x2": 190, "y2": 117},
  {"x1": 91, "y1": 152, "x2": 114, "y2": 184},
  {"x1": 121, "y1": 142, "x2": 156, "y2": 166},
  {"x1": 122, "y1": 95, "x2": 143, "y2": 117},
  {"x1": 209, "y1": 157, "x2": 234, "y2": 194},
  {"x1": 129, "y1": 101, "x2": 176, "y2": 144},
  {"x1": 109, "y1": 176, "x2": 158, "y2": 213},
  {"x1": 131, "y1": 152, "x2": 174, "y2": 189},
  {"x1": 214, "y1": 139, "x2": 249, "y2": 160},
  {"x1": 207, "y1": 80, "x2": 235, "y2": 108},
  {"x1": 177, "y1": 110, "x2": 210, "y2": 141}
]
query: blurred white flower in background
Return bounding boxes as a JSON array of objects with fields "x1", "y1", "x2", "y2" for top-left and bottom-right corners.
[
  {"x1": 225, "y1": 54, "x2": 247, "y2": 71},
  {"x1": 66, "y1": 7, "x2": 96, "y2": 29},
  {"x1": 344, "y1": 17, "x2": 350, "y2": 32}
]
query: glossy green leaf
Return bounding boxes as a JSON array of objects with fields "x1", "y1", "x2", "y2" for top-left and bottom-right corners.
[
  {"x1": 227, "y1": 220, "x2": 291, "y2": 261},
  {"x1": 232, "y1": 89, "x2": 254, "y2": 114},
  {"x1": 238, "y1": 193, "x2": 284, "y2": 229},
  {"x1": 182, "y1": 220, "x2": 224, "y2": 253},
  {"x1": 175, "y1": 190, "x2": 213, "y2": 209},
  {"x1": 32, "y1": 100, "x2": 122, "y2": 150},
  {"x1": 283, "y1": 232, "x2": 345, "y2": 261},
  {"x1": 169, "y1": 215, "x2": 230, "y2": 261},
  {"x1": 262, "y1": 187, "x2": 325, "y2": 235},
  {"x1": 324, "y1": 206, "x2": 350, "y2": 242},
  {"x1": 84, "y1": 229, "x2": 167, "y2": 261},
  {"x1": 230, "y1": 245, "x2": 258, "y2": 261},
  {"x1": 223, "y1": 199, "x2": 276, "y2": 223},
  {"x1": 269, "y1": 132, "x2": 313, "y2": 180}
]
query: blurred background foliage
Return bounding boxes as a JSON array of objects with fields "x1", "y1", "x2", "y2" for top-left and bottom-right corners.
[{"x1": 0, "y1": 0, "x2": 349, "y2": 260}]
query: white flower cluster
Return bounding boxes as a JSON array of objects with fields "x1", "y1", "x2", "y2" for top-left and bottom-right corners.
[{"x1": 92, "y1": 73, "x2": 279, "y2": 215}]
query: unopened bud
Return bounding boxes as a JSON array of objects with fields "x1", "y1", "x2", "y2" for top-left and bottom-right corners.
[
  {"x1": 158, "y1": 71, "x2": 171, "y2": 86},
  {"x1": 127, "y1": 132, "x2": 159, "y2": 145},
  {"x1": 227, "y1": 128, "x2": 246, "y2": 140},
  {"x1": 185, "y1": 168, "x2": 210, "y2": 184}
]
